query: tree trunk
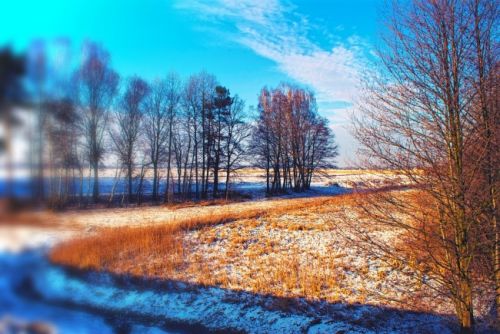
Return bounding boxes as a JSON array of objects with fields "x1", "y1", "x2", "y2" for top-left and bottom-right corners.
[
  {"x1": 266, "y1": 143, "x2": 270, "y2": 194},
  {"x1": 201, "y1": 96, "x2": 207, "y2": 199},
  {"x1": 213, "y1": 163, "x2": 219, "y2": 198},
  {"x1": 37, "y1": 101, "x2": 44, "y2": 201},
  {"x1": 127, "y1": 164, "x2": 133, "y2": 203},
  {"x1": 456, "y1": 281, "x2": 474, "y2": 334},
  {"x1": 194, "y1": 132, "x2": 199, "y2": 200},
  {"x1": 136, "y1": 164, "x2": 145, "y2": 205},
  {"x1": 92, "y1": 162, "x2": 99, "y2": 203},
  {"x1": 5, "y1": 119, "x2": 13, "y2": 199},
  {"x1": 225, "y1": 164, "x2": 230, "y2": 200},
  {"x1": 493, "y1": 186, "x2": 499, "y2": 320},
  {"x1": 78, "y1": 170, "x2": 84, "y2": 207},
  {"x1": 152, "y1": 162, "x2": 158, "y2": 202},
  {"x1": 165, "y1": 118, "x2": 173, "y2": 203},
  {"x1": 108, "y1": 168, "x2": 121, "y2": 206}
]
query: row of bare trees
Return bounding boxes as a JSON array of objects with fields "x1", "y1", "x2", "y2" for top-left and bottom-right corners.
[
  {"x1": 2, "y1": 42, "x2": 337, "y2": 206},
  {"x1": 252, "y1": 85, "x2": 337, "y2": 194},
  {"x1": 354, "y1": 0, "x2": 498, "y2": 332},
  {"x1": 1, "y1": 42, "x2": 250, "y2": 204},
  {"x1": 4, "y1": 42, "x2": 252, "y2": 206}
]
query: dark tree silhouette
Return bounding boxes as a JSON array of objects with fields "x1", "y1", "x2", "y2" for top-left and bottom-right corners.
[{"x1": 0, "y1": 47, "x2": 25, "y2": 198}]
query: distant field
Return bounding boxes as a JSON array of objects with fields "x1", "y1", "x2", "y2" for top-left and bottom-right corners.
[
  {"x1": 0, "y1": 168, "x2": 410, "y2": 198},
  {"x1": 10, "y1": 166, "x2": 403, "y2": 180}
]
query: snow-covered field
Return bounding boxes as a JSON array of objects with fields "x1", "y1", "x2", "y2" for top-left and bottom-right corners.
[
  {"x1": 0, "y1": 171, "x2": 474, "y2": 334},
  {"x1": 30, "y1": 260, "x2": 453, "y2": 334}
]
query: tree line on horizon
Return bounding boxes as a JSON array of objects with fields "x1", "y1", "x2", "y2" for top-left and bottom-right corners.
[{"x1": 0, "y1": 42, "x2": 337, "y2": 206}]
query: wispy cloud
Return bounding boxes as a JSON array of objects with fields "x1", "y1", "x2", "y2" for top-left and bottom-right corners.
[
  {"x1": 175, "y1": 0, "x2": 370, "y2": 165},
  {"x1": 175, "y1": 0, "x2": 369, "y2": 104}
]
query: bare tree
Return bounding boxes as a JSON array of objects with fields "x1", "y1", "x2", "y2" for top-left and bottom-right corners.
[
  {"x1": 0, "y1": 47, "x2": 25, "y2": 200},
  {"x1": 74, "y1": 43, "x2": 119, "y2": 203},
  {"x1": 110, "y1": 76, "x2": 149, "y2": 203},
  {"x1": 163, "y1": 73, "x2": 181, "y2": 203},
  {"x1": 353, "y1": 0, "x2": 498, "y2": 331},
  {"x1": 182, "y1": 75, "x2": 202, "y2": 199},
  {"x1": 198, "y1": 72, "x2": 218, "y2": 199},
  {"x1": 253, "y1": 84, "x2": 337, "y2": 194},
  {"x1": 172, "y1": 113, "x2": 192, "y2": 199},
  {"x1": 45, "y1": 98, "x2": 80, "y2": 205},
  {"x1": 180, "y1": 72, "x2": 218, "y2": 199},
  {"x1": 143, "y1": 79, "x2": 169, "y2": 202},
  {"x1": 223, "y1": 95, "x2": 250, "y2": 199},
  {"x1": 27, "y1": 41, "x2": 47, "y2": 202},
  {"x1": 252, "y1": 88, "x2": 273, "y2": 193}
]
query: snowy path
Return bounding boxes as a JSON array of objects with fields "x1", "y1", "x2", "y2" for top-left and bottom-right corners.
[{"x1": 60, "y1": 186, "x2": 349, "y2": 229}]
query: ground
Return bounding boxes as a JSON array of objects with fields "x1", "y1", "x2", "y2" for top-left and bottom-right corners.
[{"x1": 0, "y1": 170, "x2": 495, "y2": 333}]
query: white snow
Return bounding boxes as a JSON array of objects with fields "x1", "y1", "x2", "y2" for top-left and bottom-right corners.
[
  {"x1": 0, "y1": 252, "x2": 115, "y2": 334},
  {"x1": 0, "y1": 171, "x2": 456, "y2": 334},
  {"x1": 29, "y1": 264, "x2": 454, "y2": 334},
  {"x1": 0, "y1": 226, "x2": 75, "y2": 253}
]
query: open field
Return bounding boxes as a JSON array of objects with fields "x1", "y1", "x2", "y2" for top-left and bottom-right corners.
[
  {"x1": 0, "y1": 167, "x2": 409, "y2": 198},
  {"x1": 1, "y1": 172, "x2": 496, "y2": 333},
  {"x1": 41, "y1": 189, "x2": 492, "y2": 333},
  {"x1": 48, "y1": 191, "x2": 450, "y2": 315}
]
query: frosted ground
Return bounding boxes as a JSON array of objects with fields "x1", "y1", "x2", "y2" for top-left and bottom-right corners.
[{"x1": 0, "y1": 170, "x2": 468, "y2": 334}]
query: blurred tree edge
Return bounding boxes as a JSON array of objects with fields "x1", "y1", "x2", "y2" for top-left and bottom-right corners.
[{"x1": 0, "y1": 47, "x2": 26, "y2": 204}]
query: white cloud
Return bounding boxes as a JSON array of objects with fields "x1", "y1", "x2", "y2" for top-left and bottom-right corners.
[
  {"x1": 175, "y1": 0, "x2": 370, "y2": 165},
  {"x1": 176, "y1": 0, "x2": 368, "y2": 104}
]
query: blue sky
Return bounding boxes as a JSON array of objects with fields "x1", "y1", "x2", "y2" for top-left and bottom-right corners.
[{"x1": 0, "y1": 0, "x2": 382, "y2": 166}]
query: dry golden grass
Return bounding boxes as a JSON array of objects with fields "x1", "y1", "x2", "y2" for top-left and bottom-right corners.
[
  {"x1": 50, "y1": 224, "x2": 185, "y2": 274},
  {"x1": 50, "y1": 195, "x2": 351, "y2": 273},
  {"x1": 163, "y1": 198, "x2": 244, "y2": 210},
  {"x1": 50, "y1": 209, "x2": 263, "y2": 274},
  {"x1": 50, "y1": 191, "x2": 424, "y2": 309}
]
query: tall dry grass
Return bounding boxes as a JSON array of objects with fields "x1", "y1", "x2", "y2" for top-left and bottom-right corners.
[{"x1": 50, "y1": 195, "x2": 353, "y2": 275}]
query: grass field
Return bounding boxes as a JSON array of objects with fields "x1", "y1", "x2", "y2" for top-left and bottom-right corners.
[{"x1": 49, "y1": 190, "x2": 446, "y2": 315}]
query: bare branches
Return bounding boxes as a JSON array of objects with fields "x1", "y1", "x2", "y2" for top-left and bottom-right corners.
[
  {"x1": 74, "y1": 43, "x2": 119, "y2": 203},
  {"x1": 109, "y1": 76, "x2": 149, "y2": 203},
  {"x1": 354, "y1": 0, "x2": 499, "y2": 331},
  {"x1": 252, "y1": 84, "x2": 338, "y2": 194}
]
